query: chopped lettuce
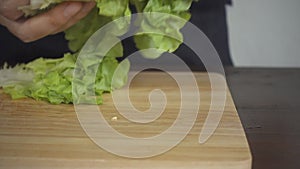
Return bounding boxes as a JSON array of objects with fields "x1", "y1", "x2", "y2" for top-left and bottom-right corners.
[
  {"x1": 0, "y1": 53, "x2": 129, "y2": 104},
  {"x1": 0, "y1": 0, "x2": 197, "y2": 104}
]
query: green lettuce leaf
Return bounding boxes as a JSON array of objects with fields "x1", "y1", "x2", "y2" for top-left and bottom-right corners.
[
  {"x1": 64, "y1": 7, "x2": 112, "y2": 52},
  {"x1": 1, "y1": 0, "x2": 198, "y2": 104},
  {"x1": 0, "y1": 53, "x2": 129, "y2": 104},
  {"x1": 133, "y1": 0, "x2": 195, "y2": 58},
  {"x1": 65, "y1": 0, "x2": 131, "y2": 53}
]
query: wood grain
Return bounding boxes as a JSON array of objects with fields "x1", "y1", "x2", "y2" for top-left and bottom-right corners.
[{"x1": 0, "y1": 72, "x2": 251, "y2": 169}]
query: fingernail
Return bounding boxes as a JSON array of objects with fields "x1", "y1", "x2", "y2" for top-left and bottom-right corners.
[{"x1": 64, "y1": 3, "x2": 82, "y2": 17}]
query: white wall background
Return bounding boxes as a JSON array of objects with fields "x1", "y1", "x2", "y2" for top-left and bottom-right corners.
[{"x1": 227, "y1": 0, "x2": 300, "y2": 67}]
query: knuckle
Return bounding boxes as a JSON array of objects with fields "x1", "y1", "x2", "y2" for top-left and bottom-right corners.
[
  {"x1": 73, "y1": 14, "x2": 85, "y2": 23},
  {"x1": 0, "y1": 1, "x2": 26, "y2": 20},
  {"x1": 22, "y1": 37, "x2": 34, "y2": 43},
  {"x1": 0, "y1": 1, "x2": 8, "y2": 15},
  {"x1": 14, "y1": 29, "x2": 34, "y2": 43},
  {"x1": 18, "y1": 34, "x2": 33, "y2": 43},
  {"x1": 47, "y1": 15, "x2": 65, "y2": 28}
]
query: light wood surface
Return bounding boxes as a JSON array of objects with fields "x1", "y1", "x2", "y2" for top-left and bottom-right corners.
[{"x1": 0, "y1": 72, "x2": 252, "y2": 169}]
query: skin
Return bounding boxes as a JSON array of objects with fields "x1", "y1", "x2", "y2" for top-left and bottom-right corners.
[{"x1": 0, "y1": 0, "x2": 95, "y2": 42}]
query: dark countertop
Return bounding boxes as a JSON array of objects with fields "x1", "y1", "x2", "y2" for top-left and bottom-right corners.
[{"x1": 226, "y1": 68, "x2": 300, "y2": 169}]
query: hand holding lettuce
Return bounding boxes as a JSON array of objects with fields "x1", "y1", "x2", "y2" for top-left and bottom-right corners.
[
  {"x1": 0, "y1": 0, "x2": 95, "y2": 42},
  {"x1": 0, "y1": 0, "x2": 198, "y2": 104}
]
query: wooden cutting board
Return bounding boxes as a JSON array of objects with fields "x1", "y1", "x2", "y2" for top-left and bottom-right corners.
[{"x1": 0, "y1": 72, "x2": 252, "y2": 169}]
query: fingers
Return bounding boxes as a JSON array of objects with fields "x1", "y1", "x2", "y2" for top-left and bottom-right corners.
[
  {"x1": 4, "y1": 2, "x2": 84, "y2": 42},
  {"x1": 0, "y1": 0, "x2": 29, "y2": 20},
  {"x1": 1, "y1": 1, "x2": 95, "y2": 43},
  {"x1": 51, "y1": 1, "x2": 96, "y2": 35}
]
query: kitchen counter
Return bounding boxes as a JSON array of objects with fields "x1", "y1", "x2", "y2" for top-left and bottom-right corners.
[{"x1": 226, "y1": 68, "x2": 300, "y2": 169}]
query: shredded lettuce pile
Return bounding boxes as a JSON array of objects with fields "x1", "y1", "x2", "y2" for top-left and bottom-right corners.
[{"x1": 0, "y1": 0, "x2": 197, "y2": 104}]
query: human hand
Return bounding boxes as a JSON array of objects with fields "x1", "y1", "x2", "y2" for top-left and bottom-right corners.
[{"x1": 0, "y1": 0, "x2": 95, "y2": 42}]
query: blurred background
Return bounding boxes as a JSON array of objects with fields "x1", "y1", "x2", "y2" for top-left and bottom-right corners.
[{"x1": 227, "y1": 0, "x2": 300, "y2": 67}]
